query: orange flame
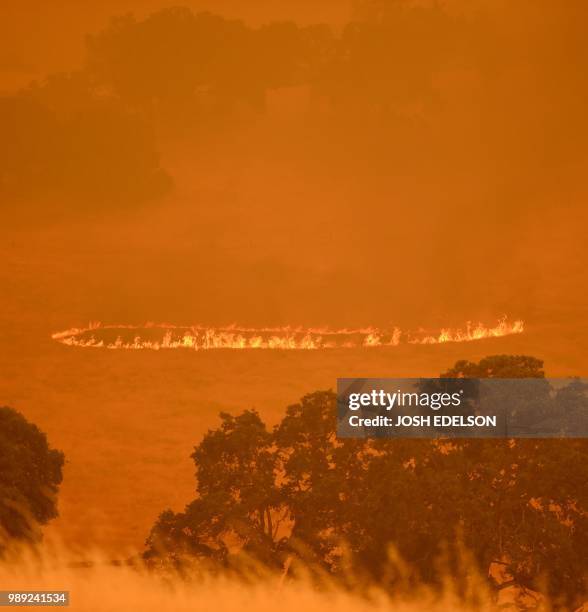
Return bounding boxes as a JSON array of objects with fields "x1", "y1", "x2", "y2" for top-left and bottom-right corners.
[
  {"x1": 408, "y1": 318, "x2": 525, "y2": 345},
  {"x1": 51, "y1": 318, "x2": 523, "y2": 351}
]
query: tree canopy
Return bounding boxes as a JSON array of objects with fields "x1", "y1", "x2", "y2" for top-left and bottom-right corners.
[
  {"x1": 145, "y1": 355, "x2": 588, "y2": 609},
  {"x1": 0, "y1": 407, "x2": 64, "y2": 550},
  {"x1": 0, "y1": 76, "x2": 171, "y2": 212}
]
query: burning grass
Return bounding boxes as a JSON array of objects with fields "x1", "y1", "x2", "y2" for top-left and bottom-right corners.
[{"x1": 51, "y1": 318, "x2": 524, "y2": 352}]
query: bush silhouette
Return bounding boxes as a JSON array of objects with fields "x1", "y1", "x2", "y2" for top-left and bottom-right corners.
[{"x1": 0, "y1": 407, "x2": 64, "y2": 550}]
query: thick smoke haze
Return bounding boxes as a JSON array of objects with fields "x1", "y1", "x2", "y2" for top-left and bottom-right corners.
[
  {"x1": 2, "y1": 0, "x2": 586, "y2": 331},
  {"x1": 1, "y1": 0, "x2": 587, "y2": 554}
]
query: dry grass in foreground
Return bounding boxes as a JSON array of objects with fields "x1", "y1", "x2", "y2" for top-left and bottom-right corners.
[{"x1": 0, "y1": 543, "x2": 550, "y2": 612}]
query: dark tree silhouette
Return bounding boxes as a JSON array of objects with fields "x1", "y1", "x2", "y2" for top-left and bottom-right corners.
[
  {"x1": 0, "y1": 407, "x2": 64, "y2": 550},
  {"x1": 318, "y1": 1, "x2": 457, "y2": 114},
  {"x1": 0, "y1": 78, "x2": 171, "y2": 211},
  {"x1": 85, "y1": 8, "x2": 331, "y2": 119},
  {"x1": 442, "y1": 354, "x2": 545, "y2": 379},
  {"x1": 145, "y1": 356, "x2": 588, "y2": 608},
  {"x1": 146, "y1": 410, "x2": 284, "y2": 569}
]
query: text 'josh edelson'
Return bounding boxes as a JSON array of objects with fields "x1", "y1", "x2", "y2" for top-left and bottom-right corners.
[{"x1": 337, "y1": 378, "x2": 588, "y2": 439}]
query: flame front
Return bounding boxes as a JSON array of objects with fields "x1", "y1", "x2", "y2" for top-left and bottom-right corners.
[
  {"x1": 409, "y1": 318, "x2": 525, "y2": 345},
  {"x1": 51, "y1": 317, "x2": 524, "y2": 351}
]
